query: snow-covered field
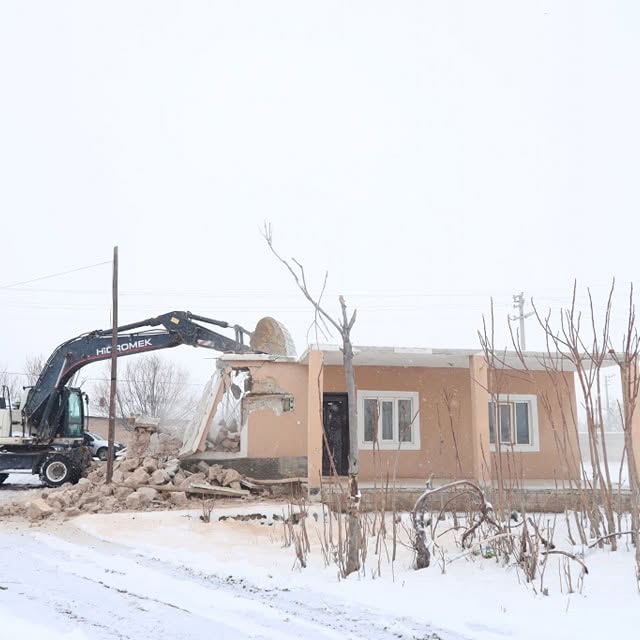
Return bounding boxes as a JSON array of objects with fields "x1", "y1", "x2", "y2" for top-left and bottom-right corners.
[{"x1": 1, "y1": 501, "x2": 637, "y2": 640}]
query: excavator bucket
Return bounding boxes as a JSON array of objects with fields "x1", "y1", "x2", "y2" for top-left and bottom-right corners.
[{"x1": 250, "y1": 317, "x2": 296, "y2": 357}]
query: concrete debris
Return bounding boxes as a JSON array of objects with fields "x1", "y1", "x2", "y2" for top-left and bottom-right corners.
[
  {"x1": 125, "y1": 492, "x2": 142, "y2": 510},
  {"x1": 143, "y1": 457, "x2": 158, "y2": 473},
  {"x1": 26, "y1": 499, "x2": 53, "y2": 521},
  {"x1": 150, "y1": 469, "x2": 171, "y2": 485},
  {"x1": 180, "y1": 472, "x2": 206, "y2": 489},
  {"x1": 124, "y1": 467, "x2": 151, "y2": 487},
  {"x1": 189, "y1": 483, "x2": 249, "y2": 497},
  {"x1": 0, "y1": 449, "x2": 302, "y2": 522},
  {"x1": 136, "y1": 487, "x2": 159, "y2": 504},
  {"x1": 168, "y1": 491, "x2": 189, "y2": 507}
]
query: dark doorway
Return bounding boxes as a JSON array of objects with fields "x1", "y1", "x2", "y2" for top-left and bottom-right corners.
[{"x1": 322, "y1": 393, "x2": 349, "y2": 476}]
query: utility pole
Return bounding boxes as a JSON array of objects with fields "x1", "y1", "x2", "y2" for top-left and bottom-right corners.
[
  {"x1": 511, "y1": 291, "x2": 534, "y2": 351},
  {"x1": 106, "y1": 246, "x2": 118, "y2": 484}
]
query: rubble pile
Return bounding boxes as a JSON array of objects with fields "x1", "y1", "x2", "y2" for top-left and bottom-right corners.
[
  {"x1": 0, "y1": 424, "x2": 302, "y2": 523},
  {"x1": 0, "y1": 456, "x2": 266, "y2": 522},
  {"x1": 192, "y1": 460, "x2": 244, "y2": 489},
  {"x1": 1, "y1": 412, "x2": 275, "y2": 523}
]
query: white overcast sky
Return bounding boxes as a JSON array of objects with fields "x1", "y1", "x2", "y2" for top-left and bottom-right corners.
[{"x1": 1, "y1": 1, "x2": 639, "y2": 390}]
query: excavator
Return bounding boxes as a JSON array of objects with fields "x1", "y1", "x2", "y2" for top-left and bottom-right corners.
[{"x1": 0, "y1": 311, "x2": 292, "y2": 488}]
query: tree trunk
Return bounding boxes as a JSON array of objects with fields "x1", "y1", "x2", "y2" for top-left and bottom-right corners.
[{"x1": 342, "y1": 331, "x2": 361, "y2": 575}]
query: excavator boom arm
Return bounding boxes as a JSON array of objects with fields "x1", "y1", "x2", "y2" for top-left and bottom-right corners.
[{"x1": 24, "y1": 311, "x2": 254, "y2": 441}]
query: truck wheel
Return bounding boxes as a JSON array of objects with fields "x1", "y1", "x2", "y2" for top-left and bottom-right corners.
[
  {"x1": 39, "y1": 455, "x2": 78, "y2": 488},
  {"x1": 97, "y1": 447, "x2": 108, "y2": 462},
  {"x1": 0, "y1": 473, "x2": 8, "y2": 485}
]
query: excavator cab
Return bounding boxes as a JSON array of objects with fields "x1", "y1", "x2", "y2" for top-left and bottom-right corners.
[{"x1": 50, "y1": 387, "x2": 86, "y2": 440}]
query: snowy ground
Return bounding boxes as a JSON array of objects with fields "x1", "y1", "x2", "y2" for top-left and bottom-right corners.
[
  {"x1": 0, "y1": 473, "x2": 43, "y2": 505},
  {"x1": 1, "y1": 501, "x2": 638, "y2": 640},
  {"x1": 0, "y1": 515, "x2": 450, "y2": 640}
]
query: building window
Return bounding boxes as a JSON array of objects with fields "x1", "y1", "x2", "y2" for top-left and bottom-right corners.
[
  {"x1": 488, "y1": 394, "x2": 539, "y2": 452},
  {"x1": 358, "y1": 391, "x2": 420, "y2": 450}
]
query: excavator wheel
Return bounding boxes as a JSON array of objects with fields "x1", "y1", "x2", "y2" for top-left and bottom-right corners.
[{"x1": 39, "y1": 454, "x2": 79, "y2": 488}]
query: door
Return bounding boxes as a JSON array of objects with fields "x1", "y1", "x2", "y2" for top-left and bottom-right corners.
[{"x1": 322, "y1": 393, "x2": 349, "y2": 476}]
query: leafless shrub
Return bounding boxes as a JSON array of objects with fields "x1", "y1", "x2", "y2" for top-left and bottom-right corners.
[
  {"x1": 481, "y1": 280, "x2": 640, "y2": 586},
  {"x1": 412, "y1": 480, "x2": 504, "y2": 569},
  {"x1": 199, "y1": 496, "x2": 215, "y2": 523}
]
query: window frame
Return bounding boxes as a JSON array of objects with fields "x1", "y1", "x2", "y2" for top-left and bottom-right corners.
[
  {"x1": 357, "y1": 390, "x2": 420, "y2": 451},
  {"x1": 488, "y1": 394, "x2": 540, "y2": 453}
]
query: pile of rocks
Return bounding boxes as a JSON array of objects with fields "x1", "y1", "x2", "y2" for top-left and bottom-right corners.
[
  {"x1": 191, "y1": 460, "x2": 244, "y2": 489},
  {"x1": 206, "y1": 427, "x2": 241, "y2": 453},
  {"x1": 0, "y1": 456, "x2": 257, "y2": 522}
]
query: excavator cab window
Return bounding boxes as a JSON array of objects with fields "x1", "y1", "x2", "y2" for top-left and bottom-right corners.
[
  {"x1": 65, "y1": 390, "x2": 84, "y2": 438},
  {"x1": 53, "y1": 389, "x2": 84, "y2": 438}
]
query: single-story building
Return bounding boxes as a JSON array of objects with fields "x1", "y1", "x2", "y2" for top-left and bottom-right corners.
[{"x1": 180, "y1": 345, "x2": 640, "y2": 495}]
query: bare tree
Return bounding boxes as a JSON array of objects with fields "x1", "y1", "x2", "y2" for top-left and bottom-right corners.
[
  {"x1": 0, "y1": 354, "x2": 45, "y2": 404},
  {"x1": 480, "y1": 280, "x2": 640, "y2": 585},
  {"x1": 611, "y1": 285, "x2": 640, "y2": 582},
  {"x1": 263, "y1": 223, "x2": 361, "y2": 576},
  {"x1": 0, "y1": 366, "x2": 20, "y2": 405},
  {"x1": 23, "y1": 354, "x2": 45, "y2": 386},
  {"x1": 93, "y1": 354, "x2": 196, "y2": 435}
]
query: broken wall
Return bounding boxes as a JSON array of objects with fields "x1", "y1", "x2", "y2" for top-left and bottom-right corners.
[{"x1": 183, "y1": 357, "x2": 309, "y2": 477}]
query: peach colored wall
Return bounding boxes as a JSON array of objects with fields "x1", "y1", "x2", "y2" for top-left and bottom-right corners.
[
  {"x1": 216, "y1": 358, "x2": 580, "y2": 483},
  {"x1": 469, "y1": 355, "x2": 491, "y2": 483},
  {"x1": 323, "y1": 365, "x2": 476, "y2": 480},
  {"x1": 232, "y1": 361, "x2": 308, "y2": 459},
  {"x1": 488, "y1": 370, "x2": 580, "y2": 482},
  {"x1": 324, "y1": 365, "x2": 579, "y2": 482}
]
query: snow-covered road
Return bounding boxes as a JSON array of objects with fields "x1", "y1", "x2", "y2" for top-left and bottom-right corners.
[{"x1": 0, "y1": 522, "x2": 447, "y2": 640}]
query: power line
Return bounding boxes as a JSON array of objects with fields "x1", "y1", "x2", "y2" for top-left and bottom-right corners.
[{"x1": 0, "y1": 260, "x2": 111, "y2": 290}]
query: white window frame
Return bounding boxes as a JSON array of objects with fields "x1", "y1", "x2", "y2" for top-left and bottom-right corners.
[
  {"x1": 358, "y1": 390, "x2": 420, "y2": 450},
  {"x1": 488, "y1": 394, "x2": 539, "y2": 453}
]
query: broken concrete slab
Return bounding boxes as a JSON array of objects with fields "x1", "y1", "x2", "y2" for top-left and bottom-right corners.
[
  {"x1": 124, "y1": 467, "x2": 151, "y2": 487},
  {"x1": 179, "y1": 472, "x2": 206, "y2": 490},
  {"x1": 179, "y1": 374, "x2": 223, "y2": 458},
  {"x1": 143, "y1": 457, "x2": 158, "y2": 473},
  {"x1": 189, "y1": 483, "x2": 249, "y2": 497},
  {"x1": 114, "y1": 486, "x2": 135, "y2": 501},
  {"x1": 221, "y1": 468, "x2": 243, "y2": 487},
  {"x1": 125, "y1": 492, "x2": 142, "y2": 510},
  {"x1": 136, "y1": 487, "x2": 159, "y2": 505},
  {"x1": 27, "y1": 499, "x2": 53, "y2": 521},
  {"x1": 121, "y1": 457, "x2": 141, "y2": 472},
  {"x1": 165, "y1": 459, "x2": 180, "y2": 477},
  {"x1": 168, "y1": 491, "x2": 189, "y2": 507},
  {"x1": 150, "y1": 469, "x2": 171, "y2": 485}
]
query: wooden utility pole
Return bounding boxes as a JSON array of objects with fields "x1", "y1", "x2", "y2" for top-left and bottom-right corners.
[{"x1": 106, "y1": 246, "x2": 118, "y2": 483}]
